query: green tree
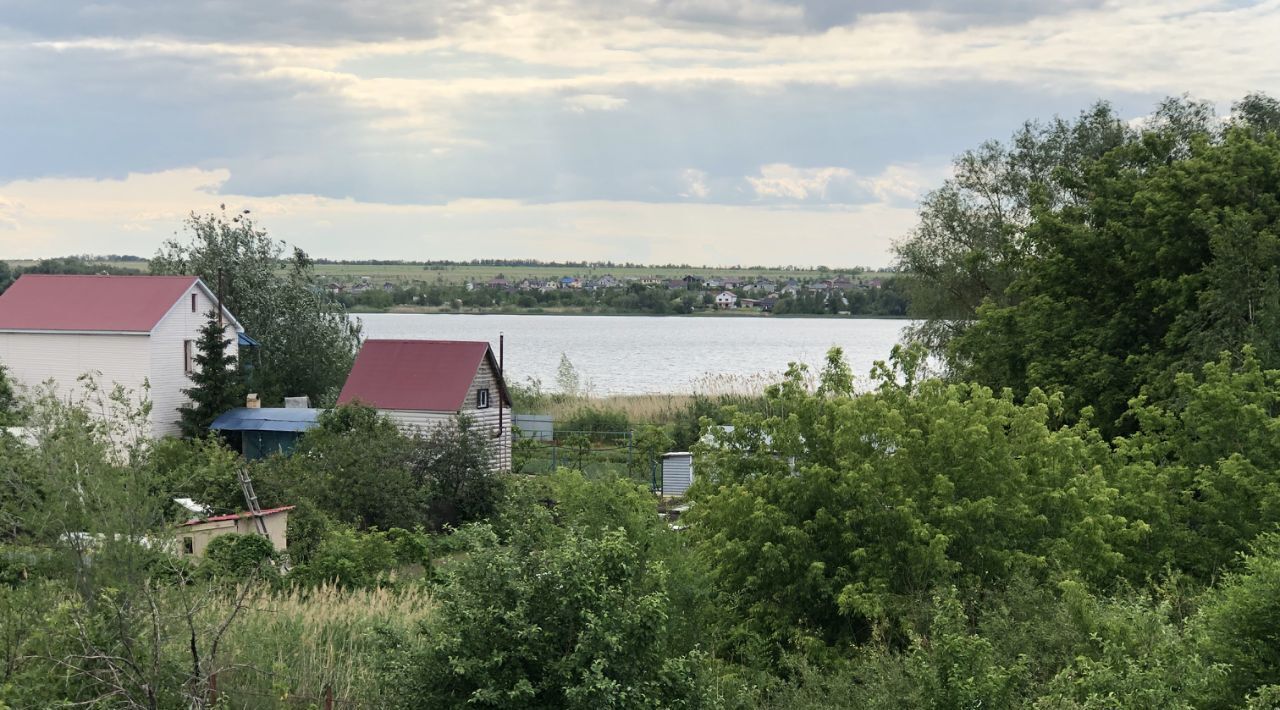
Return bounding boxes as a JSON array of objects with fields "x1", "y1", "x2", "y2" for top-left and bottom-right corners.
[
  {"x1": 410, "y1": 417, "x2": 500, "y2": 531},
  {"x1": 895, "y1": 101, "x2": 1131, "y2": 356},
  {"x1": 0, "y1": 360, "x2": 18, "y2": 426},
  {"x1": 380, "y1": 513, "x2": 707, "y2": 708},
  {"x1": 177, "y1": 311, "x2": 243, "y2": 438},
  {"x1": 689, "y1": 348, "x2": 1130, "y2": 649},
  {"x1": 279, "y1": 404, "x2": 421, "y2": 531},
  {"x1": 151, "y1": 208, "x2": 361, "y2": 405}
]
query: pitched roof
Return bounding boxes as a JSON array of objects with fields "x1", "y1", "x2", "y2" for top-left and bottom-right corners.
[
  {"x1": 179, "y1": 505, "x2": 295, "y2": 527},
  {"x1": 337, "y1": 339, "x2": 512, "y2": 411},
  {"x1": 0, "y1": 274, "x2": 241, "y2": 333}
]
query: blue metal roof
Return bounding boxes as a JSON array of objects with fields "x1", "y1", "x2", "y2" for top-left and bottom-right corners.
[
  {"x1": 238, "y1": 332, "x2": 261, "y2": 347},
  {"x1": 209, "y1": 408, "x2": 321, "y2": 433}
]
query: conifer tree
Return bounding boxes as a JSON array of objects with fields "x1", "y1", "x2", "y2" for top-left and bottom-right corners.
[{"x1": 178, "y1": 310, "x2": 242, "y2": 438}]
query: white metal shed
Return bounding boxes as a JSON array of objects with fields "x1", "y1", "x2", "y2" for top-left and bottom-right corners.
[{"x1": 661, "y1": 452, "x2": 694, "y2": 496}]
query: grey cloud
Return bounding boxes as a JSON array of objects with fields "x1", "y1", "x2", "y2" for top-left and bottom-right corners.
[
  {"x1": 0, "y1": 0, "x2": 1107, "y2": 44},
  {"x1": 0, "y1": 35, "x2": 1160, "y2": 208}
]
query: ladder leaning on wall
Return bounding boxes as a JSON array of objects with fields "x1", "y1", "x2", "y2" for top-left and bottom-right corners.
[{"x1": 236, "y1": 465, "x2": 290, "y2": 573}]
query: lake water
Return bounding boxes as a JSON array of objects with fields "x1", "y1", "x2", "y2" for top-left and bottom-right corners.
[{"x1": 354, "y1": 313, "x2": 913, "y2": 395}]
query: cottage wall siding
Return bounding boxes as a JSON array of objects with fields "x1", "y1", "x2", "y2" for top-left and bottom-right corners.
[
  {"x1": 0, "y1": 331, "x2": 151, "y2": 420},
  {"x1": 462, "y1": 360, "x2": 513, "y2": 471},
  {"x1": 148, "y1": 285, "x2": 239, "y2": 438}
]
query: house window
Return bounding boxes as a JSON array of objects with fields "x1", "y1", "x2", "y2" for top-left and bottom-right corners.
[
  {"x1": 191, "y1": 293, "x2": 198, "y2": 312},
  {"x1": 477, "y1": 388, "x2": 490, "y2": 409},
  {"x1": 184, "y1": 340, "x2": 195, "y2": 375},
  {"x1": 182, "y1": 537, "x2": 194, "y2": 555}
]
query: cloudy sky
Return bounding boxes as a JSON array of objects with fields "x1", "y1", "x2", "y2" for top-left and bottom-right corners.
[{"x1": 0, "y1": 0, "x2": 1276, "y2": 266}]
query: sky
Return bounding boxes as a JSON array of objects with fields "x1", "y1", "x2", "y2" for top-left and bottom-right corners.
[{"x1": 0, "y1": 0, "x2": 1277, "y2": 267}]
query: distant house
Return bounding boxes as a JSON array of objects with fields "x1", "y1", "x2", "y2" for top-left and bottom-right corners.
[
  {"x1": 559, "y1": 276, "x2": 579, "y2": 289},
  {"x1": 338, "y1": 339, "x2": 513, "y2": 470},
  {"x1": 487, "y1": 277, "x2": 511, "y2": 290},
  {"x1": 382, "y1": 282, "x2": 396, "y2": 293},
  {"x1": 210, "y1": 407, "x2": 321, "y2": 460},
  {"x1": 596, "y1": 274, "x2": 620, "y2": 288},
  {"x1": 759, "y1": 297, "x2": 779, "y2": 312},
  {"x1": 665, "y1": 279, "x2": 686, "y2": 290},
  {"x1": 0, "y1": 274, "x2": 243, "y2": 438},
  {"x1": 177, "y1": 506, "x2": 293, "y2": 558},
  {"x1": 715, "y1": 291, "x2": 738, "y2": 309},
  {"x1": 753, "y1": 279, "x2": 777, "y2": 292}
]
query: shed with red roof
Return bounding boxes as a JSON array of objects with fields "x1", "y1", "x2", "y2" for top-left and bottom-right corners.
[
  {"x1": 0, "y1": 274, "x2": 244, "y2": 438},
  {"x1": 177, "y1": 505, "x2": 294, "y2": 558},
  {"x1": 338, "y1": 339, "x2": 512, "y2": 469}
]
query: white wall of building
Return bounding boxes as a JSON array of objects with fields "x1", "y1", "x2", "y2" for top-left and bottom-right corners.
[
  {"x1": 0, "y1": 331, "x2": 151, "y2": 420},
  {"x1": 149, "y1": 285, "x2": 238, "y2": 438}
]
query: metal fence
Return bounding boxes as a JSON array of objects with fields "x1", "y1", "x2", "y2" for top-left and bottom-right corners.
[{"x1": 513, "y1": 429, "x2": 662, "y2": 489}]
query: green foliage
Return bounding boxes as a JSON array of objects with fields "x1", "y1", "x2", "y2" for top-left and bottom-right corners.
[
  {"x1": 411, "y1": 417, "x2": 500, "y2": 530},
  {"x1": 0, "y1": 362, "x2": 17, "y2": 427},
  {"x1": 201, "y1": 532, "x2": 277, "y2": 580},
  {"x1": 177, "y1": 311, "x2": 243, "y2": 438},
  {"x1": 689, "y1": 348, "x2": 1132, "y2": 648},
  {"x1": 904, "y1": 95, "x2": 1280, "y2": 435},
  {"x1": 289, "y1": 527, "x2": 410, "y2": 589},
  {"x1": 380, "y1": 515, "x2": 708, "y2": 709},
  {"x1": 151, "y1": 209, "x2": 361, "y2": 405},
  {"x1": 1194, "y1": 532, "x2": 1280, "y2": 708},
  {"x1": 282, "y1": 404, "x2": 422, "y2": 530}
]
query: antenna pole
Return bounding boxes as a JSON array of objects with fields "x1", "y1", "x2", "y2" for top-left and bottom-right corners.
[{"x1": 498, "y1": 333, "x2": 505, "y2": 438}]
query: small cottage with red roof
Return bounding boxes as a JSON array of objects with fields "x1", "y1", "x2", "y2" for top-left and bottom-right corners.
[
  {"x1": 337, "y1": 339, "x2": 512, "y2": 469},
  {"x1": 0, "y1": 274, "x2": 243, "y2": 438}
]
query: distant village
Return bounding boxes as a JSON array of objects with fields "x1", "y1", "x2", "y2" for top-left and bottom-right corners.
[{"x1": 326, "y1": 271, "x2": 906, "y2": 316}]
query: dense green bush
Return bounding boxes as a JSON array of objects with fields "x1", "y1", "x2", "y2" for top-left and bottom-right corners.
[{"x1": 379, "y1": 483, "x2": 711, "y2": 709}]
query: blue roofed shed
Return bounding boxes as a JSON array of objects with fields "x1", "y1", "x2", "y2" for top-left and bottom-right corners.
[{"x1": 210, "y1": 408, "x2": 320, "y2": 460}]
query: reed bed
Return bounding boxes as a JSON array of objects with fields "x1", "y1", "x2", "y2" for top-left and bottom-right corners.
[{"x1": 200, "y1": 583, "x2": 435, "y2": 704}]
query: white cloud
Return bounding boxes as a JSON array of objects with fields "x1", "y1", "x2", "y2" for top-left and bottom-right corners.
[
  {"x1": 747, "y1": 164, "x2": 853, "y2": 200},
  {"x1": 680, "y1": 168, "x2": 711, "y2": 199},
  {"x1": 563, "y1": 93, "x2": 629, "y2": 113}
]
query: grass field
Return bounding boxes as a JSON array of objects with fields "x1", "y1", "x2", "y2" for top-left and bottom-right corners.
[{"x1": 3, "y1": 258, "x2": 892, "y2": 285}]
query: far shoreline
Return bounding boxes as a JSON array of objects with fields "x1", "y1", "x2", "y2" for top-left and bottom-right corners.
[{"x1": 348, "y1": 306, "x2": 910, "y2": 320}]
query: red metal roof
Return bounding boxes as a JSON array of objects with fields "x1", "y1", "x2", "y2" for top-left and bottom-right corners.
[
  {"x1": 179, "y1": 505, "x2": 295, "y2": 527},
  {"x1": 337, "y1": 339, "x2": 511, "y2": 411},
  {"x1": 0, "y1": 274, "x2": 200, "y2": 333}
]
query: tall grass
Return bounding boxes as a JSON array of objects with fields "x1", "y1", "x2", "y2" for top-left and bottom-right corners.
[{"x1": 201, "y1": 584, "x2": 434, "y2": 704}]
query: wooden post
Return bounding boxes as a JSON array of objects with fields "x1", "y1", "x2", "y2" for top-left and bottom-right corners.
[
  {"x1": 324, "y1": 684, "x2": 334, "y2": 710},
  {"x1": 208, "y1": 672, "x2": 218, "y2": 704}
]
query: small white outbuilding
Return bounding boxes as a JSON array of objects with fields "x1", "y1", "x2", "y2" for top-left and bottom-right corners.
[{"x1": 661, "y1": 452, "x2": 694, "y2": 496}]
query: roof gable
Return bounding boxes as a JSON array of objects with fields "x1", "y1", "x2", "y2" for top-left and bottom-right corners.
[
  {"x1": 0, "y1": 274, "x2": 241, "y2": 334},
  {"x1": 337, "y1": 339, "x2": 511, "y2": 411}
]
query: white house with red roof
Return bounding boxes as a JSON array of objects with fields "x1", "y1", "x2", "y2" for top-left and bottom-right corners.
[
  {"x1": 337, "y1": 339, "x2": 513, "y2": 470},
  {"x1": 0, "y1": 274, "x2": 243, "y2": 439}
]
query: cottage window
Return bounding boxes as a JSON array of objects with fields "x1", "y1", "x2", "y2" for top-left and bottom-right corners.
[
  {"x1": 191, "y1": 293, "x2": 198, "y2": 312},
  {"x1": 477, "y1": 388, "x2": 490, "y2": 409},
  {"x1": 182, "y1": 537, "x2": 194, "y2": 555},
  {"x1": 184, "y1": 340, "x2": 195, "y2": 375}
]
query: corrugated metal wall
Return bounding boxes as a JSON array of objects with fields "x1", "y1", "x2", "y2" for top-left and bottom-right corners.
[{"x1": 661, "y1": 453, "x2": 694, "y2": 496}]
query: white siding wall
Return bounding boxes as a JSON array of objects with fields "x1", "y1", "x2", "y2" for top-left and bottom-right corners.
[
  {"x1": 461, "y1": 361, "x2": 512, "y2": 471},
  {"x1": 383, "y1": 409, "x2": 459, "y2": 434},
  {"x1": 148, "y1": 287, "x2": 239, "y2": 438},
  {"x1": 0, "y1": 331, "x2": 151, "y2": 425}
]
